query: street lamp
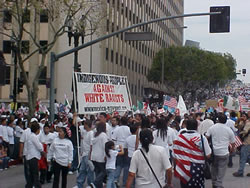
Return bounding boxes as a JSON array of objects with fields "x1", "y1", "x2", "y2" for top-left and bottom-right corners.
[{"x1": 66, "y1": 16, "x2": 86, "y2": 72}]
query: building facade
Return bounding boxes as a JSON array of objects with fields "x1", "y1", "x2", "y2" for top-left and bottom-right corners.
[{"x1": 1, "y1": 0, "x2": 184, "y2": 105}]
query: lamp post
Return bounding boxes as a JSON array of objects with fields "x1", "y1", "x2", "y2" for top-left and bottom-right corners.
[{"x1": 66, "y1": 16, "x2": 86, "y2": 72}]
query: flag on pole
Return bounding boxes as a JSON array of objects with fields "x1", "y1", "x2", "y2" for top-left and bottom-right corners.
[
  {"x1": 177, "y1": 95, "x2": 188, "y2": 117},
  {"x1": 137, "y1": 100, "x2": 143, "y2": 110},
  {"x1": 164, "y1": 95, "x2": 177, "y2": 108},
  {"x1": 223, "y1": 95, "x2": 240, "y2": 111}
]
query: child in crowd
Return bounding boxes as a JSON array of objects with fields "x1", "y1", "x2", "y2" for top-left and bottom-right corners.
[
  {"x1": 105, "y1": 141, "x2": 124, "y2": 188},
  {"x1": 0, "y1": 143, "x2": 9, "y2": 170}
]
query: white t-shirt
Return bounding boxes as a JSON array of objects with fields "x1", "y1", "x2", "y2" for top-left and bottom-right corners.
[
  {"x1": 106, "y1": 149, "x2": 118, "y2": 170},
  {"x1": 81, "y1": 130, "x2": 94, "y2": 157},
  {"x1": 206, "y1": 123, "x2": 235, "y2": 156},
  {"x1": 7, "y1": 126, "x2": 14, "y2": 144},
  {"x1": 26, "y1": 132, "x2": 43, "y2": 160},
  {"x1": 124, "y1": 135, "x2": 136, "y2": 158},
  {"x1": 106, "y1": 124, "x2": 118, "y2": 140},
  {"x1": 226, "y1": 119, "x2": 237, "y2": 132},
  {"x1": 1, "y1": 125, "x2": 9, "y2": 143},
  {"x1": 167, "y1": 127, "x2": 176, "y2": 151},
  {"x1": 112, "y1": 125, "x2": 131, "y2": 147},
  {"x1": 15, "y1": 125, "x2": 24, "y2": 138},
  {"x1": 129, "y1": 145, "x2": 171, "y2": 188},
  {"x1": 91, "y1": 132, "x2": 108, "y2": 163},
  {"x1": 198, "y1": 119, "x2": 214, "y2": 135},
  {"x1": 153, "y1": 130, "x2": 172, "y2": 158}
]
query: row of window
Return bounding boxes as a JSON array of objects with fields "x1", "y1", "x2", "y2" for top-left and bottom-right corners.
[
  {"x1": 3, "y1": 40, "x2": 48, "y2": 54},
  {"x1": 3, "y1": 9, "x2": 48, "y2": 23},
  {"x1": 105, "y1": 48, "x2": 149, "y2": 76},
  {"x1": 129, "y1": 82, "x2": 144, "y2": 96},
  {"x1": 4, "y1": 67, "x2": 47, "y2": 85}
]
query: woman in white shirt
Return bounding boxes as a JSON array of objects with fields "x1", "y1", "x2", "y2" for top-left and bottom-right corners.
[
  {"x1": 126, "y1": 129, "x2": 173, "y2": 188},
  {"x1": 48, "y1": 127, "x2": 73, "y2": 188},
  {"x1": 26, "y1": 121, "x2": 43, "y2": 188},
  {"x1": 153, "y1": 118, "x2": 173, "y2": 159},
  {"x1": 7, "y1": 120, "x2": 15, "y2": 159},
  {"x1": 90, "y1": 121, "x2": 108, "y2": 188}
]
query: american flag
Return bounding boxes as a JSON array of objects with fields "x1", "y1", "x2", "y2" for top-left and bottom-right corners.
[
  {"x1": 229, "y1": 134, "x2": 242, "y2": 149},
  {"x1": 164, "y1": 95, "x2": 177, "y2": 108},
  {"x1": 173, "y1": 134, "x2": 205, "y2": 184}
]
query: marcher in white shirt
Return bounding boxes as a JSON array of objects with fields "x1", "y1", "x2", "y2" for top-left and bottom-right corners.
[
  {"x1": 90, "y1": 121, "x2": 108, "y2": 188},
  {"x1": 106, "y1": 116, "x2": 119, "y2": 140},
  {"x1": 206, "y1": 113, "x2": 235, "y2": 188},
  {"x1": 112, "y1": 116, "x2": 131, "y2": 186},
  {"x1": 198, "y1": 114, "x2": 214, "y2": 135},
  {"x1": 26, "y1": 121, "x2": 44, "y2": 188},
  {"x1": 7, "y1": 120, "x2": 15, "y2": 158},
  {"x1": 153, "y1": 118, "x2": 173, "y2": 159},
  {"x1": 76, "y1": 120, "x2": 94, "y2": 188},
  {"x1": 47, "y1": 127, "x2": 73, "y2": 188}
]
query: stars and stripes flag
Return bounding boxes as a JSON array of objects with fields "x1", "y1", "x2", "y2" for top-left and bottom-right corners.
[
  {"x1": 229, "y1": 134, "x2": 242, "y2": 149},
  {"x1": 173, "y1": 134, "x2": 205, "y2": 184},
  {"x1": 163, "y1": 95, "x2": 177, "y2": 108}
]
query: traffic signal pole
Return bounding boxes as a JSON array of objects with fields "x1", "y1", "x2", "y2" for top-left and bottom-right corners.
[{"x1": 49, "y1": 12, "x2": 221, "y2": 122}]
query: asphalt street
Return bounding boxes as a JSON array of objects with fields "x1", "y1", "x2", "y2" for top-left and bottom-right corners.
[{"x1": 0, "y1": 155, "x2": 249, "y2": 188}]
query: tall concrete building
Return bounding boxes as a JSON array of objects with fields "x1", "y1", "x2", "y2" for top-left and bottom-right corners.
[{"x1": 1, "y1": 0, "x2": 184, "y2": 105}]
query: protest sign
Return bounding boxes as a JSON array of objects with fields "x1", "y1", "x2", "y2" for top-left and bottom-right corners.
[{"x1": 73, "y1": 72, "x2": 132, "y2": 114}]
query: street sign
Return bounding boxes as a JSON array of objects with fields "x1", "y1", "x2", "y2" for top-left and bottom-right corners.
[
  {"x1": 125, "y1": 32, "x2": 153, "y2": 41},
  {"x1": 210, "y1": 6, "x2": 230, "y2": 33}
]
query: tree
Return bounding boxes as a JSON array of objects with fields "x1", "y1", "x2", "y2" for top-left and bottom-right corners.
[
  {"x1": 0, "y1": 0, "x2": 106, "y2": 118},
  {"x1": 147, "y1": 46, "x2": 236, "y2": 106}
]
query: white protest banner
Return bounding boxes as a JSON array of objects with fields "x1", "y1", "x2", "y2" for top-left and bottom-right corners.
[{"x1": 73, "y1": 72, "x2": 132, "y2": 114}]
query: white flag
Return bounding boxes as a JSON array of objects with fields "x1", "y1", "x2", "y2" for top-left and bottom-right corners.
[{"x1": 177, "y1": 95, "x2": 188, "y2": 117}]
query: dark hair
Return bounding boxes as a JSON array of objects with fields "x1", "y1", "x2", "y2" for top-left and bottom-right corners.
[
  {"x1": 230, "y1": 111, "x2": 236, "y2": 118},
  {"x1": 95, "y1": 122, "x2": 106, "y2": 137},
  {"x1": 60, "y1": 127, "x2": 70, "y2": 139},
  {"x1": 241, "y1": 112, "x2": 248, "y2": 119},
  {"x1": 140, "y1": 129, "x2": 153, "y2": 153},
  {"x1": 156, "y1": 118, "x2": 168, "y2": 141},
  {"x1": 141, "y1": 117, "x2": 151, "y2": 129},
  {"x1": 105, "y1": 141, "x2": 115, "y2": 158},
  {"x1": 120, "y1": 116, "x2": 128, "y2": 125},
  {"x1": 43, "y1": 121, "x2": 50, "y2": 128},
  {"x1": 31, "y1": 122, "x2": 40, "y2": 133},
  {"x1": 130, "y1": 123, "x2": 139, "y2": 134},
  {"x1": 186, "y1": 119, "x2": 198, "y2": 130},
  {"x1": 84, "y1": 119, "x2": 92, "y2": 128},
  {"x1": 218, "y1": 113, "x2": 227, "y2": 124},
  {"x1": 174, "y1": 116, "x2": 181, "y2": 124},
  {"x1": 100, "y1": 112, "x2": 107, "y2": 118}
]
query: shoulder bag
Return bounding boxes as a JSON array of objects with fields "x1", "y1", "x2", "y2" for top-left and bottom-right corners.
[{"x1": 201, "y1": 135, "x2": 212, "y2": 179}]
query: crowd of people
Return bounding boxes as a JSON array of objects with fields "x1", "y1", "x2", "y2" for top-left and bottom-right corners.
[{"x1": 0, "y1": 107, "x2": 250, "y2": 188}]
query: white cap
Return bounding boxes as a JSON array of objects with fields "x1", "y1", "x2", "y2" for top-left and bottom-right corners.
[{"x1": 30, "y1": 118, "x2": 38, "y2": 123}]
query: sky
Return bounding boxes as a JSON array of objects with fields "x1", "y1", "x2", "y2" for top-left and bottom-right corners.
[{"x1": 184, "y1": 0, "x2": 250, "y2": 83}]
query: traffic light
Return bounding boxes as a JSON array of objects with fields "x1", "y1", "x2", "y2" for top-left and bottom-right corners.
[
  {"x1": 17, "y1": 78, "x2": 23, "y2": 93},
  {"x1": 242, "y1": 69, "x2": 246, "y2": 74},
  {"x1": 210, "y1": 6, "x2": 230, "y2": 33},
  {"x1": 75, "y1": 63, "x2": 81, "y2": 72}
]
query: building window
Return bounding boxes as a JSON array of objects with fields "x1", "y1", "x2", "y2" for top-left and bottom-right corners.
[
  {"x1": 105, "y1": 48, "x2": 109, "y2": 60},
  {"x1": 138, "y1": 64, "x2": 140, "y2": 74},
  {"x1": 135, "y1": 62, "x2": 137, "y2": 72},
  {"x1": 39, "y1": 40, "x2": 48, "y2": 53},
  {"x1": 128, "y1": 58, "x2": 130, "y2": 69},
  {"x1": 3, "y1": 10, "x2": 12, "y2": 23},
  {"x1": 131, "y1": 83, "x2": 134, "y2": 94},
  {"x1": 39, "y1": 67, "x2": 47, "y2": 85},
  {"x1": 3, "y1": 41, "x2": 12, "y2": 54},
  {"x1": 124, "y1": 57, "x2": 127, "y2": 68},
  {"x1": 40, "y1": 9, "x2": 48, "y2": 23},
  {"x1": 116, "y1": 52, "x2": 118, "y2": 64},
  {"x1": 21, "y1": 41, "x2": 29, "y2": 54},
  {"x1": 5, "y1": 66, "x2": 10, "y2": 84},
  {"x1": 135, "y1": 85, "x2": 137, "y2": 95},
  {"x1": 132, "y1": 60, "x2": 134, "y2": 71},
  {"x1": 111, "y1": 50, "x2": 114, "y2": 62},
  {"x1": 23, "y1": 9, "x2": 30, "y2": 23},
  {"x1": 141, "y1": 65, "x2": 143, "y2": 75},
  {"x1": 145, "y1": 66, "x2": 147, "y2": 75},
  {"x1": 120, "y1": 55, "x2": 123, "y2": 66},
  {"x1": 106, "y1": 19, "x2": 109, "y2": 32}
]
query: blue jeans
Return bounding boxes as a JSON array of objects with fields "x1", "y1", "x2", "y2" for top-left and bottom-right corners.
[
  {"x1": 238, "y1": 145, "x2": 250, "y2": 174},
  {"x1": 106, "y1": 169, "x2": 116, "y2": 188},
  {"x1": 0, "y1": 156, "x2": 9, "y2": 169},
  {"x1": 77, "y1": 156, "x2": 94, "y2": 188},
  {"x1": 114, "y1": 155, "x2": 130, "y2": 186}
]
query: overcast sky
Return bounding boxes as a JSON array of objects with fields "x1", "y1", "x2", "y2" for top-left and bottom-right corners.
[{"x1": 184, "y1": 0, "x2": 250, "y2": 83}]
